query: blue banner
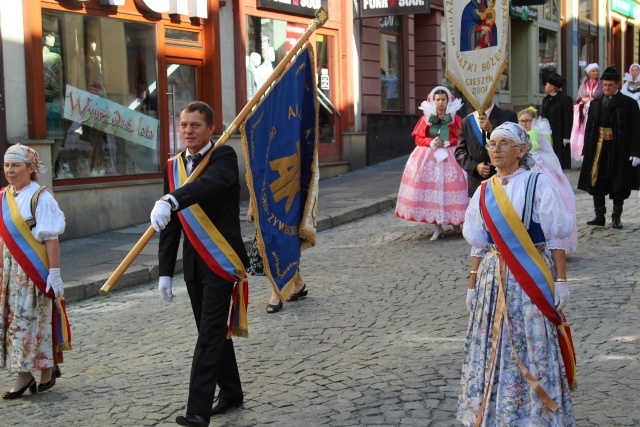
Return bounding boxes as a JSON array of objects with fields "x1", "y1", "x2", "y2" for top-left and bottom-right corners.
[{"x1": 241, "y1": 45, "x2": 319, "y2": 297}]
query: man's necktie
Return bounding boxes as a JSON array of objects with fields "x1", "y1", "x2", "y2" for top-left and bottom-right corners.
[{"x1": 189, "y1": 153, "x2": 202, "y2": 175}]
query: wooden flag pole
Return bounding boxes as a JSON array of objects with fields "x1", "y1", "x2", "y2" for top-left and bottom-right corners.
[{"x1": 99, "y1": 7, "x2": 328, "y2": 296}]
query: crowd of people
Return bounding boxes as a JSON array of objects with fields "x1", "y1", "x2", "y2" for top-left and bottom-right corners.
[
  {"x1": 2, "y1": 62, "x2": 640, "y2": 427},
  {"x1": 395, "y1": 63, "x2": 640, "y2": 425}
]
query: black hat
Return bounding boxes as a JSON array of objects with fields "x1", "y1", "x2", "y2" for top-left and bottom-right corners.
[
  {"x1": 601, "y1": 65, "x2": 621, "y2": 81},
  {"x1": 546, "y1": 72, "x2": 564, "y2": 88}
]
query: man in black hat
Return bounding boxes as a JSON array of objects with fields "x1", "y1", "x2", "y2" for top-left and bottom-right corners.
[
  {"x1": 578, "y1": 65, "x2": 640, "y2": 229},
  {"x1": 540, "y1": 71, "x2": 574, "y2": 170}
]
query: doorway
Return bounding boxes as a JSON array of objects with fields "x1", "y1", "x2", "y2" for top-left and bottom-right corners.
[{"x1": 165, "y1": 59, "x2": 202, "y2": 157}]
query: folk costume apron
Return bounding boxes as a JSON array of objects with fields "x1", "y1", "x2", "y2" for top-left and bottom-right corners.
[
  {"x1": 167, "y1": 154, "x2": 249, "y2": 338},
  {"x1": 0, "y1": 188, "x2": 71, "y2": 365}
]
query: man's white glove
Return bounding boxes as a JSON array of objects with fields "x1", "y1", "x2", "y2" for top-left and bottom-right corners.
[
  {"x1": 159, "y1": 276, "x2": 175, "y2": 302},
  {"x1": 466, "y1": 289, "x2": 476, "y2": 313},
  {"x1": 630, "y1": 156, "x2": 640, "y2": 167},
  {"x1": 563, "y1": 138, "x2": 571, "y2": 146},
  {"x1": 46, "y1": 268, "x2": 64, "y2": 298},
  {"x1": 151, "y1": 199, "x2": 172, "y2": 232},
  {"x1": 554, "y1": 281, "x2": 570, "y2": 311}
]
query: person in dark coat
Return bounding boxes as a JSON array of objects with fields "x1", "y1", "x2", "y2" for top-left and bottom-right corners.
[
  {"x1": 540, "y1": 71, "x2": 574, "y2": 170},
  {"x1": 578, "y1": 66, "x2": 640, "y2": 229},
  {"x1": 150, "y1": 101, "x2": 250, "y2": 427},
  {"x1": 455, "y1": 102, "x2": 518, "y2": 197}
]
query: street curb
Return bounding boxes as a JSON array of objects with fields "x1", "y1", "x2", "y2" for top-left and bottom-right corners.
[{"x1": 65, "y1": 194, "x2": 398, "y2": 302}]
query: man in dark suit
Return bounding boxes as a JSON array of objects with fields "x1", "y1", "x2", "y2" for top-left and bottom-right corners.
[
  {"x1": 540, "y1": 71, "x2": 574, "y2": 170},
  {"x1": 150, "y1": 101, "x2": 249, "y2": 427},
  {"x1": 578, "y1": 66, "x2": 640, "y2": 229},
  {"x1": 455, "y1": 102, "x2": 518, "y2": 196}
]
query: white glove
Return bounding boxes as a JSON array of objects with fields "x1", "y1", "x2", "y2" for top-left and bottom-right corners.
[
  {"x1": 46, "y1": 268, "x2": 64, "y2": 298},
  {"x1": 630, "y1": 156, "x2": 640, "y2": 167},
  {"x1": 429, "y1": 137, "x2": 438, "y2": 149},
  {"x1": 563, "y1": 138, "x2": 570, "y2": 146},
  {"x1": 150, "y1": 199, "x2": 172, "y2": 232},
  {"x1": 159, "y1": 276, "x2": 175, "y2": 301},
  {"x1": 554, "y1": 281, "x2": 570, "y2": 311},
  {"x1": 466, "y1": 289, "x2": 476, "y2": 312}
]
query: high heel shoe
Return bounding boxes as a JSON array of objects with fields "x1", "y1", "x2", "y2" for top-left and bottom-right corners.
[
  {"x1": 38, "y1": 375, "x2": 56, "y2": 393},
  {"x1": 266, "y1": 300, "x2": 283, "y2": 314},
  {"x1": 286, "y1": 284, "x2": 308, "y2": 302},
  {"x1": 430, "y1": 225, "x2": 444, "y2": 241},
  {"x1": 2, "y1": 378, "x2": 37, "y2": 399}
]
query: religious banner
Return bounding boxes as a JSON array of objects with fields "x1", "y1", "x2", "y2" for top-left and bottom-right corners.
[
  {"x1": 63, "y1": 84, "x2": 159, "y2": 149},
  {"x1": 444, "y1": 0, "x2": 509, "y2": 113},
  {"x1": 240, "y1": 45, "x2": 319, "y2": 299}
]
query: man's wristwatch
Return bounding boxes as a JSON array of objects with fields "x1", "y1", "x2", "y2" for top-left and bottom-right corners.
[{"x1": 160, "y1": 195, "x2": 177, "y2": 211}]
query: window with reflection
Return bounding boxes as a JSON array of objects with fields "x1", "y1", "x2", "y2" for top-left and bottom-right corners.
[
  {"x1": 380, "y1": 16, "x2": 402, "y2": 112},
  {"x1": 539, "y1": 29, "x2": 558, "y2": 93},
  {"x1": 42, "y1": 12, "x2": 159, "y2": 180},
  {"x1": 579, "y1": 0, "x2": 594, "y2": 21}
]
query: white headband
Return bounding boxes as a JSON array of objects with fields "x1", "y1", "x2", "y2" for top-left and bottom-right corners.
[{"x1": 585, "y1": 63, "x2": 599, "y2": 73}]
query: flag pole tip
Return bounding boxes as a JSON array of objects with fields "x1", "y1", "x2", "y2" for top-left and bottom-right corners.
[{"x1": 314, "y1": 7, "x2": 329, "y2": 27}]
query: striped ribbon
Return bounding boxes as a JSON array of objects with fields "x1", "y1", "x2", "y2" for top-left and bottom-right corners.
[{"x1": 168, "y1": 155, "x2": 249, "y2": 338}]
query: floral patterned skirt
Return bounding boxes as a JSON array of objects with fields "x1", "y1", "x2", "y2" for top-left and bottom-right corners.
[
  {"x1": 457, "y1": 251, "x2": 575, "y2": 426},
  {"x1": 395, "y1": 146, "x2": 469, "y2": 225},
  {"x1": 0, "y1": 246, "x2": 54, "y2": 373},
  {"x1": 246, "y1": 235, "x2": 264, "y2": 276}
]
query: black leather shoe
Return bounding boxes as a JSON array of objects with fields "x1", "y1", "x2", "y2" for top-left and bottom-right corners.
[
  {"x1": 175, "y1": 413, "x2": 209, "y2": 427},
  {"x1": 612, "y1": 216, "x2": 623, "y2": 229},
  {"x1": 2, "y1": 378, "x2": 37, "y2": 399},
  {"x1": 586, "y1": 215, "x2": 605, "y2": 226},
  {"x1": 211, "y1": 396, "x2": 243, "y2": 415},
  {"x1": 37, "y1": 375, "x2": 56, "y2": 393}
]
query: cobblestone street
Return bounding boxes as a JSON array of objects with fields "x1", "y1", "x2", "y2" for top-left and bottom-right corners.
[{"x1": 1, "y1": 188, "x2": 640, "y2": 426}]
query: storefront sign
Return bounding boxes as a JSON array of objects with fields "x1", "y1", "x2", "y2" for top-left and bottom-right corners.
[
  {"x1": 257, "y1": 0, "x2": 329, "y2": 17},
  {"x1": 510, "y1": 3, "x2": 538, "y2": 21},
  {"x1": 360, "y1": 0, "x2": 430, "y2": 18},
  {"x1": 133, "y1": 0, "x2": 207, "y2": 18},
  {"x1": 286, "y1": 23, "x2": 306, "y2": 52},
  {"x1": 611, "y1": 0, "x2": 636, "y2": 18},
  {"x1": 64, "y1": 85, "x2": 159, "y2": 149}
]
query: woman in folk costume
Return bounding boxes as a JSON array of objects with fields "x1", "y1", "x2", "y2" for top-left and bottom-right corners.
[
  {"x1": 458, "y1": 123, "x2": 576, "y2": 426},
  {"x1": 621, "y1": 63, "x2": 640, "y2": 106},
  {"x1": 518, "y1": 107, "x2": 578, "y2": 252},
  {"x1": 0, "y1": 144, "x2": 69, "y2": 399},
  {"x1": 395, "y1": 86, "x2": 469, "y2": 241},
  {"x1": 570, "y1": 63, "x2": 603, "y2": 161}
]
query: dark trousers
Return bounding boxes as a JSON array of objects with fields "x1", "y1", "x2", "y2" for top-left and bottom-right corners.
[{"x1": 185, "y1": 269, "x2": 242, "y2": 420}]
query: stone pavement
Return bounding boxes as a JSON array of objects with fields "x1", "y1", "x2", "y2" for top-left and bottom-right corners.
[
  {"x1": 1, "y1": 160, "x2": 640, "y2": 426},
  {"x1": 59, "y1": 156, "x2": 408, "y2": 302}
]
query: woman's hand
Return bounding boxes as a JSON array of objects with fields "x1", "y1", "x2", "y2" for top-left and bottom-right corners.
[
  {"x1": 246, "y1": 205, "x2": 254, "y2": 223},
  {"x1": 466, "y1": 289, "x2": 476, "y2": 312},
  {"x1": 46, "y1": 268, "x2": 64, "y2": 298}
]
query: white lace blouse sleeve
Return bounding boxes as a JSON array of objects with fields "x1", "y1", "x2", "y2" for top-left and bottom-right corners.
[
  {"x1": 533, "y1": 174, "x2": 573, "y2": 250},
  {"x1": 463, "y1": 187, "x2": 488, "y2": 257},
  {"x1": 32, "y1": 191, "x2": 66, "y2": 242}
]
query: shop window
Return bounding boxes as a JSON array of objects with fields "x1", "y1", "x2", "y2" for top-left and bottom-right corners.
[
  {"x1": 246, "y1": 16, "x2": 288, "y2": 100},
  {"x1": 579, "y1": 0, "x2": 594, "y2": 22},
  {"x1": 42, "y1": 12, "x2": 159, "y2": 180},
  {"x1": 379, "y1": 16, "x2": 402, "y2": 111},
  {"x1": 541, "y1": 0, "x2": 559, "y2": 23},
  {"x1": 539, "y1": 29, "x2": 558, "y2": 93},
  {"x1": 578, "y1": 33, "x2": 597, "y2": 81}
]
